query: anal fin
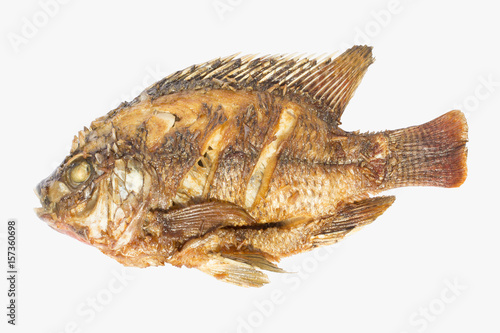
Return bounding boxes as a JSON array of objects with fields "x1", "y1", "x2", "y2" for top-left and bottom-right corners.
[{"x1": 312, "y1": 196, "x2": 395, "y2": 246}]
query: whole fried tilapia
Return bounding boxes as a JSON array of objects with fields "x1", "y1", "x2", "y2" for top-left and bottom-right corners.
[{"x1": 35, "y1": 46, "x2": 468, "y2": 287}]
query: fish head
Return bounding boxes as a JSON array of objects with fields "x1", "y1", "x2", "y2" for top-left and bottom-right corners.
[{"x1": 35, "y1": 126, "x2": 154, "y2": 251}]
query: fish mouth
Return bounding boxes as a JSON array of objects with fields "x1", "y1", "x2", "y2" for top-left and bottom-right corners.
[
  {"x1": 34, "y1": 206, "x2": 55, "y2": 223},
  {"x1": 34, "y1": 181, "x2": 91, "y2": 245},
  {"x1": 34, "y1": 206, "x2": 90, "y2": 245}
]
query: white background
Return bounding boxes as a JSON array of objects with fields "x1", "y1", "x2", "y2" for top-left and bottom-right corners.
[{"x1": 1, "y1": 1, "x2": 499, "y2": 332}]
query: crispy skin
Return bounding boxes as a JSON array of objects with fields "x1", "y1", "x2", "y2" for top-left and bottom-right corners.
[{"x1": 35, "y1": 46, "x2": 468, "y2": 287}]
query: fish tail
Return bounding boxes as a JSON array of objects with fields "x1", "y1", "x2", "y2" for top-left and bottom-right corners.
[{"x1": 384, "y1": 110, "x2": 468, "y2": 188}]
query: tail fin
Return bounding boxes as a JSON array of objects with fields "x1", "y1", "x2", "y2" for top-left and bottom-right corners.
[{"x1": 385, "y1": 110, "x2": 468, "y2": 188}]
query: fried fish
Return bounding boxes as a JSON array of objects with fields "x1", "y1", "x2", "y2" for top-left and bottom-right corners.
[{"x1": 35, "y1": 46, "x2": 468, "y2": 287}]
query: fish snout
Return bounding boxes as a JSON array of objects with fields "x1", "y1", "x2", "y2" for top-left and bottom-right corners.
[
  {"x1": 35, "y1": 180, "x2": 53, "y2": 212},
  {"x1": 34, "y1": 181, "x2": 55, "y2": 225},
  {"x1": 35, "y1": 176, "x2": 73, "y2": 211},
  {"x1": 35, "y1": 182, "x2": 42, "y2": 200},
  {"x1": 34, "y1": 181, "x2": 91, "y2": 245}
]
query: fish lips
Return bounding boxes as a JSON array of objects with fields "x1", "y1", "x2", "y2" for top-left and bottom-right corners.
[
  {"x1": 34, "y1": 207, "x2": 91, "y2": 245},
  {"x1": 34, "y1": 176, "x2": 94, "y2": 246}
]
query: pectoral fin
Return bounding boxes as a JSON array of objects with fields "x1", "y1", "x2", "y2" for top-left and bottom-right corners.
[{"x1": 156, "y1": 201, "x2": 257, "y2": 241}]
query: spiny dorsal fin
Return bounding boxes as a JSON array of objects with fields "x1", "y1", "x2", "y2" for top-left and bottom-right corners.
[{"x1": 144, "y1": 46, "x2": 374, "y2": 124}]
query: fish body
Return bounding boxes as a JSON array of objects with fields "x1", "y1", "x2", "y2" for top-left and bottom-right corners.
[{"x1": 35, "y1": 46, "x2": 468, "y2": 287}]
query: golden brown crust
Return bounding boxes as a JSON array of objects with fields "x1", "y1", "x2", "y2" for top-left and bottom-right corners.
[{"x1": 36, "y1": 46, "x2": 468, "y2": 287}]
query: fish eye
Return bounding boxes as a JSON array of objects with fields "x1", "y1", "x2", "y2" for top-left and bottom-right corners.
[{"x1": 67, "y1": 159, "x2": 92, "y2": 187}]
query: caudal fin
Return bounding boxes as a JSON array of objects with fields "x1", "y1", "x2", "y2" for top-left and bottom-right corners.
[{"x1": 385, "y1": 110, "x2": 468, "y2": 188}]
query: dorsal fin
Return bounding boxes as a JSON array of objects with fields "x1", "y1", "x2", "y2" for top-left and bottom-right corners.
[{"x1": 144, "y1": 45, "x2": 374, "y2": 124}]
